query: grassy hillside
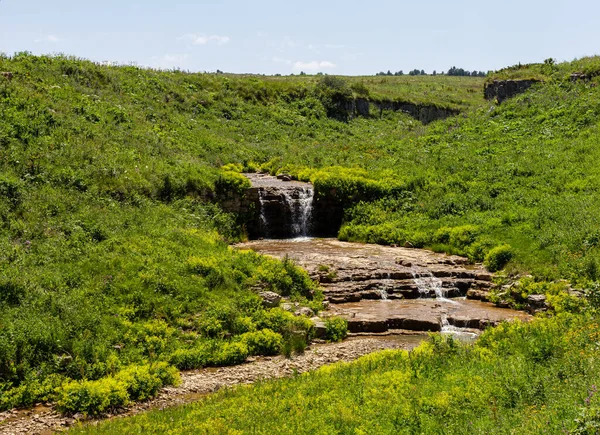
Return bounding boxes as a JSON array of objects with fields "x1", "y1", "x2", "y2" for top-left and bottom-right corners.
[
  {"x1": 74, "y1": 313, "x2": 600, "y2": 434},
  {"x1": 2, "y1": 51, "x2": 600, "y2": 420}
]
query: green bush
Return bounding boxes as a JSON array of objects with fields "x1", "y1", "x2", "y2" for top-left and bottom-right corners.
[
  {"x1": 214, "y1": 170, "x2": 251, "y2": 196},
  {"x1": 324, "y1": 317, "x2": 348, "y2": 342},
  {"x1": 150, "y1": 362, "x2": 181, "y2": 387},
  {"x1": 214, "y1": 342, "x2": 249, "y2": 366},
  {"x1": 484, "y1": 244, "x2": 514, "y2": 272},
  {"x1": 114, "y1": 365, "x2": 163, "y2": 402},
  {"x1": 240, "y1": 329, "x2": 283, "y2": 356},
  {"x1": 169, "y1": 348, "x2": 209, "y2": 371},
  {"x1": 56, "y1": 377, "x2": 129, "y2": 416}
]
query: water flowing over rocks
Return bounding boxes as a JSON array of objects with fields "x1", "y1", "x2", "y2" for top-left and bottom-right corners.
[{"x1": 239, "y1": 238, "x2": 531, "y2": 335}]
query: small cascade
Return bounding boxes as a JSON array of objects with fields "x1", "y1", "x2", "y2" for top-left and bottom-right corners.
[
  {"x1": 440, "y1": 313, "x2": 478, "y2": 341},
  {"x1": 411, "y1": 268, "x2": 457, "y2": 303},
  {"x1": 256, "y1": 184, "x2": 314, "y2": 239},
  {"x1": 378, "y1": 272, "x2": 391, "y2": 301}
]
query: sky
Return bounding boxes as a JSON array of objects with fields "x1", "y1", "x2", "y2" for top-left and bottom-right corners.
[{"x1": 1, "y1": 0, "x2": 599, "y2": 76}]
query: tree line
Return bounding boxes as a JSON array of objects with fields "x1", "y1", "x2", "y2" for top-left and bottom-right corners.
[{"x1": 376, "y1": 67, "x2": 487, "y2": 77}]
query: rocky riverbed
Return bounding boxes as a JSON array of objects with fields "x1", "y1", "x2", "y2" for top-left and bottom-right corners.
[{"x1": 238, "y1": 238, "x2": 531, "y2": 334}]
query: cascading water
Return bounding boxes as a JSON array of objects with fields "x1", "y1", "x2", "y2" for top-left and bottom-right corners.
[
  {"x1": 411, "y1": 268, "x2": 458, "y2": 304},
  {"x1": 440, "y1": 312, "x2": 478, "y2": 341},
  {"x1": 257, "y1": 185, "x2": 314, "y2": 239},
  {"x1": 284, "y1": 187, "x2": 314, "y2": 238},
  {"x1": 411, "y1": 268, "x2": 446, "y2": 299}
]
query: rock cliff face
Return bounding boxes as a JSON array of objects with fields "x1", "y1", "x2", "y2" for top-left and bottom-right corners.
[
  {"x1": 336, "y1": 98, "x2": 460, "y2": 124},
  {"x1": 217, "y1": 174, "x2": 345, "y2": 239},
  {"x1": 484, "y1": 79, "x2": 541, "y2": 103}
]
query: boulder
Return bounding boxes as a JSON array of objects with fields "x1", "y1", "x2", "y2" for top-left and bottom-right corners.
[
  {"x1": 296, "y1": 307, "x2": 315, "y2": 317},
  {"x1": 311, "y1": 317, "x2": 327, "y2": 338},
  {"x1": 259, "y1": 291, "x2": 282, "y2": 308}
]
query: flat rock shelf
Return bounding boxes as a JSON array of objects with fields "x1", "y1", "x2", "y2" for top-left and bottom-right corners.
[{"x1": 238, "y1": 238, "x2": 532, "y2": 337}]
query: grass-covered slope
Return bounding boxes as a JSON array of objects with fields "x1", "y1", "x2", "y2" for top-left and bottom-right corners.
[
  {"x1": 75, "y1": 314, "x2": 600, "y2": 434},
  {"x1": 3, "y1": 51, "x2": 600, "y2": 419},
  {"x1": 0, "y1": 52, "x2": 483, "y2": 413}
]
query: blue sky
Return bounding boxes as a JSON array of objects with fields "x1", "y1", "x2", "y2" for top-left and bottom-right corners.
[{"x1": 1, "y1": 0, "x2": 599, "y2": 75}]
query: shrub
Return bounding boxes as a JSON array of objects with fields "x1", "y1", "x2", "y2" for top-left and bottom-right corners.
[
  {"x1": 114, "y1": 365, "x2": 162, "y2": 402},
  {"x1": 150, "y1": 362, "x2": 180, "y2": 387},
  {"x1": 240, "y1": 329, "x2": 283, "y2": 356},
  {"x1": 214, "y1": 342, "x2": 249, "y2": 366},
  {"x1": 56, "y1": 377, "x2": 129, "y2": 415},
  {"x1": 214, "y1": 170, "x2": 251, "y2": 196},
  {"x1": 484, "y1": 244, "x2": 514, "y2": 272},
  {"x1": 324, "y1": 317, "x2": 348, "y2": 342},
  {"x1": 169, "y1": 348, "x2": 209, "y2": 370}
]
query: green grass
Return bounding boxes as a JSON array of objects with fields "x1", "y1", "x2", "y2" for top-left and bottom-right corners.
[
  {"x1": 73, "y1": 314, "x2": 600, "y2": 434},
  {"x1": 261, "y1": 74, "x2": 485, "y2": 109},
  {"x1": 3, "y1": 51, "x2": 600, "y2": 418}
]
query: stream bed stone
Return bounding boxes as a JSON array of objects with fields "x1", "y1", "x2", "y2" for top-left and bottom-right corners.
[{"x1": 238, "y1": 238, "x2": 532, "y2": 334}]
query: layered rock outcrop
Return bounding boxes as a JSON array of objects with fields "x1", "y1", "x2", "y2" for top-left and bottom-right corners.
[
  {"x1": 484, "y1": 79, "x2": 542, "y2": 103},
  {"x1": 336, "y1": 98, "x2": 460, "y2": 124}
]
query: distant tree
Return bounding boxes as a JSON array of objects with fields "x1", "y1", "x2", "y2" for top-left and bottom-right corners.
[
  {"x1": 420, "y1": 69, "x2": 426, "y2": 75},
  {"x1": 446, "y1": 66, "x2": 486, "y2": 77},
  {"x1": 432, "y1": 70, "x2": 437, "y2": 76},
  {"x1": 299, "y1": 71, "x2": 306, "y2": 76},
  {"x1": 394, "y1": 70, "x2": 404, "y2": 76},
  {"x1": 387, "y1": 70, "x2": 393, "y2": 76}
]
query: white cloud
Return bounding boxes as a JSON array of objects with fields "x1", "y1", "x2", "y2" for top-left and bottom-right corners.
[
  {"x1": 324, "y1": 44, "x2": 346, "y2": 49},
  {"x1": 150, "y1": 53, "x2": 189, "y2": 69},
  {"x1": 293, "y1": 60, "x2": 336, "y2": 72},
  {"x1": 34, "y1": 35, "x2": 61, "y2": 43},
  {"x1": 180, "y1": 34, "x2": 230, "y2": 46}
]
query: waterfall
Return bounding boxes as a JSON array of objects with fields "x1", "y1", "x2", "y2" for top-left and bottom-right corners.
[
  {"x1": 411, "y1": 268, "x2": 457, "y2": 303},
  {"x1": 283, "y1": 187, "x2": 314, "y2": 238},
  {"x1": 440, "y1": 313, "x2": 478, "y2": 340},
  {"x1": 411, "y1": 268, "x2": 446, "y2": 299},
  {"x1": 257, "y1": 185, "x2": 314, "y2": 239},
  {"x1": 378, "y1": 288, "x2": 389, "y2": 300}
]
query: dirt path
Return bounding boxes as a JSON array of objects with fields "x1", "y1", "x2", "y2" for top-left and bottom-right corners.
[{"x1": 0, "y1": 334, "x2": 423, "y2": 435}]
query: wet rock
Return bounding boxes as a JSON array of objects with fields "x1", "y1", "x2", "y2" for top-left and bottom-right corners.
[
  {"x1": 387, "y1": 317, "x2": 441, "y2": 332},
  {"x1": 475, "y1": 272, "x2": 493, "y2": 282},
  {"x1": 347, "y1": 319, "x2": 389, "y2": 333},
  {"x1": 259, "y1": 291, "x2": 282, "y2": 308},
  {"x1": 466, "y1": 289, "x2": 490, "y2": 301}
]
